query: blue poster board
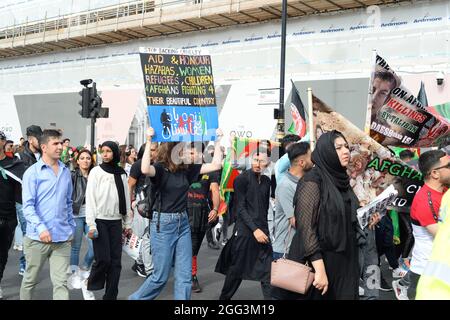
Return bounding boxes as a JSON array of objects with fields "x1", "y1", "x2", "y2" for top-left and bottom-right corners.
[{"x1": 139, "y1": 48, "x2": 219, "y2": 142}]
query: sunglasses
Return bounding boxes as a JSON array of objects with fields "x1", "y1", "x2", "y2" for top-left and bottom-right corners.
[{"x1": 432, "y1": 162, "x2": 450, "y2": 171}]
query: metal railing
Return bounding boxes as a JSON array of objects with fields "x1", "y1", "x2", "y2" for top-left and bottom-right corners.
[
  {"x1": 0, "y1": 0, "x2": 265, "y2": 44},
  {"x1": 0, "y1": 0, "x2": 161, "y2": 40}
]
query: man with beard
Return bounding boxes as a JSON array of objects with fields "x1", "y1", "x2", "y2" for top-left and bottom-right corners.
[
  {"x1": 215, "y1": 148, "x2": 272, "y2": 300},
  {"x1": 17, "y1": 125, "x2": 42, "y2": 168},
  {"x1": 393, "y1": 150, "x2": 450, "y2": 300}
]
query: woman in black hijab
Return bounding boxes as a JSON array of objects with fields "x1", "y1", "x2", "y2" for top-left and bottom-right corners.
[
  {"x1": 85, "y1": 141, "x2": 132, "y2": 300},
  {"x1": 286, "y1": 130, "x2": 360, "y2": 300}
]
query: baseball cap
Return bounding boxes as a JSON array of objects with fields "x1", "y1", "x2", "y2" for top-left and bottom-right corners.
[
  {"x1": 26, "y1": 125, "x2": 43, "y2": 138},
  {"x1": 0, "y1": 130, "x2": 6, "y2": 140}
]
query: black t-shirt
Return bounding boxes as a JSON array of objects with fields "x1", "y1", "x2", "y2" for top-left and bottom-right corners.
[
  {"x1": 150, "y1": 162, "x2": 202, "y2": 213},
  {"x1": 187, "y1": 170, "x2": 220, "y2": 207},
  {"x1": 129, "y1": 159, "x2": 147, "y2": 195},
  {"x1": 0, "y1": 157, "x2": 17, "y2": 218}
]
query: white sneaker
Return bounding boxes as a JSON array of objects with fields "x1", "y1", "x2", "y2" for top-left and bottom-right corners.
[
  {"x1": 67, "y1": 272, "x2": 82, "y2": 290},
  {"x1": 392, "y1": 267, "x2": 408, "y2": 279},
  {"x1": 392, "y1": 280, "x2": 409, "y2": 300},
  {"x1": 81, "y1": 279, "x2": 96, "y2": 300}
]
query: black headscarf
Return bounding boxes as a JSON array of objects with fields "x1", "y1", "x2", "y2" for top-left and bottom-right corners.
[
  {"x1": 302, "y1": 130, "x2": 358, "y2": 253},
  {"x1": 100, "y1": 141, "x2": 127, "y2": 215},
  {"x1": 311, "y1": 130, "x2": 350, "y2": 191}
]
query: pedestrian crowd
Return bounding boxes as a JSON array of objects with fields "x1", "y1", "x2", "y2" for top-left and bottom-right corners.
[{"x1": 0, "y1": 124, "x2": 449, "y2": 300}]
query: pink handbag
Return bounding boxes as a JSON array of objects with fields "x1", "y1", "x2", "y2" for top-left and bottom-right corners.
[{"x1": 270, "y1": 227, "x2": 315, "y2": 294}]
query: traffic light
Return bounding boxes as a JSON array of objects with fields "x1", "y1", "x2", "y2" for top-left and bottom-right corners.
[
  {"x1": 78, "y1": 79, "x2": 109, "y2": 119},
  {"x1": 78, "y1": 87, "x2": 90, "y2": 118},
  {"x1": 89, "y1": 82, "x2": 109, "y2": 118}
]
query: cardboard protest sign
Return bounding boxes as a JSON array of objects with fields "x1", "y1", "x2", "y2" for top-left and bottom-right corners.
[
  {"x1": 366, "y1": 54, "x2": 450, "y2": 147},
  {"x1": 139, "y1": 48, "x2": 218, "y2": 142},
  {"x1": 313, "y1": 94, "x2": 423, "y2": 212}
]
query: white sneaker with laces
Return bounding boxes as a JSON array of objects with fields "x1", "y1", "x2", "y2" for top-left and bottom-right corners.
[
  {"x1": 81, "y1": 279, "x2": 96, "y2": 300},
  {"x1": 392, "y1": 267, "x2": 408, "y2": 279},
  {"x1": 392, "y1": 279, "x2": 409, "y2": 300}
]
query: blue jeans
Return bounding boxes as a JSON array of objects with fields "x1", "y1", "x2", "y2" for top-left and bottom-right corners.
[
  {"x1": 272, "y1": 252, "x2": 284, "y2": 260},
  {"x1": 129, "y1": 212, "x2": 192, "y2": 300},
  {"x1": 16, "y1": 203, "x2": 26, "y2": 270},
  {"x1": 70, "y1": 216, "x2": 94, "y2": 270}
]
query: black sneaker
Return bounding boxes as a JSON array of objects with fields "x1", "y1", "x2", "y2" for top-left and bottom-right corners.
[
  {"x1": 132, "y1": 262, "x2": 147, "y2": 278},
  {"x1": 135, "y1": 264, "x2": 147, "y2": 278},
  {"x1": 192, "y1": 276, "x2": 202, "y2": 293},
  {"x1": 207, "y1": 241, "x2": 220, "y2": 250},
  {"x1": 379, "y1": 275, "x2": 393, "y2": 292}
]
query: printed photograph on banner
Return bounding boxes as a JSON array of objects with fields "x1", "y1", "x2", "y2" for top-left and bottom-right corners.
[
  {"x1": 139, "y1": 48, "x2": 219, "y2": 142},
  {"x1": 313, "y1": 94, "x2": 423, "y2": 213},
  {"x1": 367, "y1": 54, "x2": 450, "y2": 147}
]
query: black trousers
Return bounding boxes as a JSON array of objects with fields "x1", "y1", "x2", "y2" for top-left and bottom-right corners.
[
  {"x1": 87, "y1": 219, "x2": 122, "y2": 300},
  {"x1": 396, "y1": 212, "x2": 414, "y2": 259},
  {"x1": 191, "y1": 230, "x2": 207, "y2": 256},
  {"x1": 0, "y1": 216, "x2": 17, "y2": 282},
  {"x1": 219, "y1": 273, "x2": 272, "y2": 300}
]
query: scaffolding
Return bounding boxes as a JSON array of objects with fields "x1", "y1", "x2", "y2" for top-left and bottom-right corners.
[{"x1": 0, "y1": 0, "x2": 407, "y2": 59}]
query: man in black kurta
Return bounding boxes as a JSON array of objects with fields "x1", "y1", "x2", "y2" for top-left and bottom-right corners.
[{"x1": 215, "y1": 150, "x2": 272, "y2": 300}]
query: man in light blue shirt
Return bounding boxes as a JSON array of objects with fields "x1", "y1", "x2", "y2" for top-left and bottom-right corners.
[
  {"x1": 20, "y1": 129, "x2": 75, "y2": 300},
  {"x1": 273, "y1": 142, "x2": 313, "y2": 260}
]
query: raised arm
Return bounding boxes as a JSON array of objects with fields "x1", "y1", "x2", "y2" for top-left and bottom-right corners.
[
  {"x1": 141, "y1": 127, "x2": 156, "y2": 177},
  {"x1": 200, "y1": 129, "x2": 224, "y2": 174}
]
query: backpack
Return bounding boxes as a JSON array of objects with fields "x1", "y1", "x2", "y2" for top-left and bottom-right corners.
[{"x1": 136, "y1": 169, "x2": 169, "y2": 220}]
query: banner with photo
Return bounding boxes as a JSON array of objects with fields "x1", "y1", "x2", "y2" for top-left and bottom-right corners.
[
  {"x1": 366, "y1": 54, "x2": 450, "y2": 148},
  {"x1": 313, "y1": 94, "x2": 423, "y2": 213},
  {"x1": 139, "y1": 47, "x2": 219, "y2": 142}
]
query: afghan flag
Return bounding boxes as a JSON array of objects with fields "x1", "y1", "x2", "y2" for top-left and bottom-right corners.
[
  {"x1": 288, "y1": 81, "x2": 307, "y2": 138},
  {"x1": 218, "y1": 137, "x2": 279, "y2": 215}
]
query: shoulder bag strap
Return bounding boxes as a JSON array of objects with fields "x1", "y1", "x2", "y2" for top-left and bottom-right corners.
[{"x1": 427, "y1": 191, "x2": 439, "y2": 223}]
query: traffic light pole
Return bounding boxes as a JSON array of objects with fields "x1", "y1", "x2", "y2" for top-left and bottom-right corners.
[
  {"x1": 276, "y1": 0, "x2": 287, "y2": 142},
  {"x1": 91, "y1": 116, "x2": 96, "y2": 154}
]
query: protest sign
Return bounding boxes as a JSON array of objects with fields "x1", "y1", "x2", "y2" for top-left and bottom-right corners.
[
  {"x1": 357, "y1": 185, "x2": 398, "y2": 229},
  {"x1": 313, "y1": 94, "x2": 423, "y2": 212},
  {"x1": 139, "y1": 47, "x2": 218, "y2": 142},
  {"x1": 366, "y1": 54, "x2": 450, "y2": 147}
]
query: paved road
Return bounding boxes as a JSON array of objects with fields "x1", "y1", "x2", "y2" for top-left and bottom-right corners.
[{"x1": 1, "y1": 230, "x2": 396, "y2": 300}]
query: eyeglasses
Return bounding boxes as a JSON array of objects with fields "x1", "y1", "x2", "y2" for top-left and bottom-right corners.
[{"x1": 432, "y1": 162, "x2": 450, "y2": 171}]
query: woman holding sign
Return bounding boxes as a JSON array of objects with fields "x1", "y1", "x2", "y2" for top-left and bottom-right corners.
[{"x1": 129, "y1": 127, "x2": 223, "y2": 300}]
